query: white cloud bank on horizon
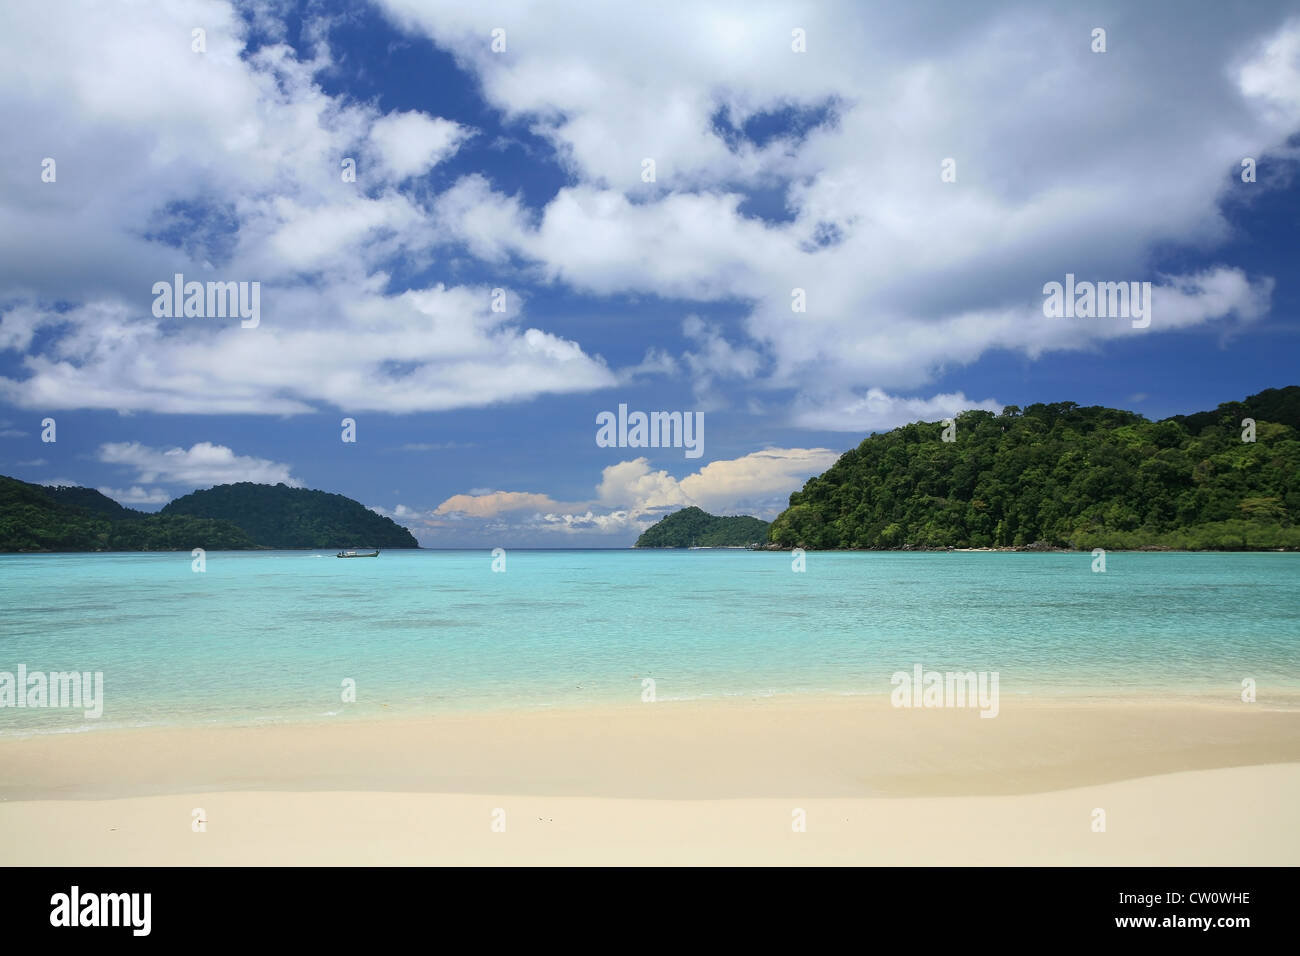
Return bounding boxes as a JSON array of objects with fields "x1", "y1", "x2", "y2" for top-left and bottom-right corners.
[{"x1": 399, "y1": 445, "x2": 841, "y2": 542}]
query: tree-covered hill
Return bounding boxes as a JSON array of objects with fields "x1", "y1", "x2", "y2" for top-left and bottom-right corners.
[
  {"x1": 161, "y1": 482, "x2": 418, "y2": 549},
  {"x1": 0, "y1": 476, "x2": 255, "y2": 552},
  {"x1": 768, "y1": 386, "x2": 1300, "y2": 551},
  {"x1": 1169, "y1": 385, "x2": 1300, "y2": 435},
  {"x1": 635, "y1": 506, "x2": 770, "y2": 548},
  {"x1": 42, "y1": 483, "x2": 143, "y2": 520},
  {"x1": 1, "y1": 477, "x2": 419, "y2": 552}
]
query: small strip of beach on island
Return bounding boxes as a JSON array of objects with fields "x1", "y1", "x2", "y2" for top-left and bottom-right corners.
[{"x1": 1, "y1": 695, "x2": 1297, "y2": 865}]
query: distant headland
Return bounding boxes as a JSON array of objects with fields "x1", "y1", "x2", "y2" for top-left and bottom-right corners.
[
  {"x1": 767, "y1": 386, "x2": 1300, "y2": 552},
  {"x1": 0, "y1": 479, "x2": 418, "y2": 552},
  {"x1": 634, "y1": 506, "x2": 770, "y2": 548}
]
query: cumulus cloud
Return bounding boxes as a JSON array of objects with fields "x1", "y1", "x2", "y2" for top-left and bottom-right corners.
[
  {"x1": 1238, "y1": 19, "x2": 1300, "y2": 120},
  {"x1": 598, "y1": 448, "x2": 842, "y2": 517},
  {"x1": 0, "y1": 283, "x2": 618, "y2": 414},
  {"x1": 427, "y1": 446, "x2": 841, "y2": 543},
  {"x1": 368, "y1": 110, "x2": 471, "y2": 180},
  {"x1": 595, "y1": 459, "x2": 691, "y2": 513},
  {"x1": 0, "y1": 0, "x2": 1295, "y2": 436},
  {"x1": 96, "y1": 441, "x2": 302, "y2": 489},
  {"x1": 377, "y1": 0, "x2": 1298, "y2": 418},
  {"x1": 0, "y1": 2, "x2": 614, "y2": 417}
]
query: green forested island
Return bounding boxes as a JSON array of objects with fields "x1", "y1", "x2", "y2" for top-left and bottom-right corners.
[
  {"x1": 162, "y1": 483, "x2": 417, "y2": 549},
  {"x1": 768, "y1": 386, "x2": 1300, "y2": 551},
  {"x1": 0, "y1": 477, "x2": 256, "y2": 552},
  {"x1": 635, "y1": 506, "x2": 770, "y2": 548},
  {"x1": 0, "y1": 478, "x2": 418, "y2": 552}
]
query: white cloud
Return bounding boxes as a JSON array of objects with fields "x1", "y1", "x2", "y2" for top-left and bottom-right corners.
[
  {"x1": 431, "y1": 174, "x2": 534, "y2": 262},
  {"x1": 680, "y1": 314, "x2": 764, "y2": 406},
  {"x1": 97, "y1": 485, "x2": 171, "y2": 505},
  {"x1": 0, "y1": 2, "x2": 615, "y2": 417},
  {"x1": 0, "y1": 283, "x2": 618, "y2": 414},
  {"x1": 595, "y1": 459, "x2": 691, "y2": 513},
  {"x1": 427, "y1": 445, "x2": 841, "y2": 543},
  {"x1": 377, "y1": 1, "x2": 1298, "y2": 419},
  {"x1": 434, "y1": 491, "x2": 567, "y2": 518},
  {"x1": 617, "y1": 348, "x2": 679, "y2": 381},
  {"x1": 368, "y1": 110, "x2": 470, "y2": 180},
  {"x1": 792, "y1": 389, "x2": 1003, "y2": 432},
  {"x1": 536, "y1": 509, "x2": 643, "y2": 536},
  {"x1": 0, "y1": 1, "x2": 1295, "y2": 427},
  {"x1": 1238, "y1": 20, "x2": 1300, "y2": 120},
  {"x1": 597, "y1": 448, "x2": 842, "y2": 517},
  {"x1": 97, "y1": 441, "x2": 302, "y2": 489}
]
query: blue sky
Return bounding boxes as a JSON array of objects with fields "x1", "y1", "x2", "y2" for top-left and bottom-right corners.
[{"x1": 1, "y1": 0, "x2": 1298, "y2": 546}]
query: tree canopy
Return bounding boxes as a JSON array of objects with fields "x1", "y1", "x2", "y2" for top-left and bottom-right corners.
[
  {"x1": 767, "y1": 387, "x2": 1300, "y2": 551},
  {"x1": 635, "y1": 506, "x2": 770, "y2": 548},
  {"x1": 0, "y1": 477, "x2": 255, "y2": 552},
  {"x1": 1, "y1": 478, "x2": 418, "y2": 551},
  {"x1": 161, "y1": 482, "x2": 418, "y2": 549}
]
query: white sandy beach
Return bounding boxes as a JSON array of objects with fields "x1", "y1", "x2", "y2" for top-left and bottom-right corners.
[
  {"x1": 2, "y1": 697, "x2": 1297, "y2": 865},
  {"x1": 5, "y1": 767, "x2": 1299, "y2": 866}
]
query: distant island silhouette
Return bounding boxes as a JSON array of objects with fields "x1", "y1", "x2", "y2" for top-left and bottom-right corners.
[
  {"x1": 0, "y1": 479, "x2": 418, "y2": 552},
  {"x1": 634, "y1": 506, "x2": 770, "y2": 548}
]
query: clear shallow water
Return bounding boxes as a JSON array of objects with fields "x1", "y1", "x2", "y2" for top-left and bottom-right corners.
[{"x1": 0, "y1": 549, "x2": 1297, "y2": 734}]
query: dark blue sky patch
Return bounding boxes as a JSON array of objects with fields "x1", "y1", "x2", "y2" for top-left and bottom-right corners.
[
  {"x1": 378, "y1": 359, "x2": 421, "y2": 379},
  {"x1": 711, "y1": 98, "x2": 840, "y2": 153},
  {"x1": 802, "y1": 220, "x2": 846, "y2": 250},
  {"x1": 735, "y1": 180, "x2": 798, "y2": 223},
  {"x1": 140, "y1": 199, "x2": 240, "y2": 269}
]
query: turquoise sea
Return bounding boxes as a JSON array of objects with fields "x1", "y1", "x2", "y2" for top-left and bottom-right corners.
[{"x1": 1, "y1": 550, "x2": 1298, "y2": 734}]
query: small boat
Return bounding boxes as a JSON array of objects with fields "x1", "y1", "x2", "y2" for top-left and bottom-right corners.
[{"x1": 336, "y1": 548, "x2": 380, "y2": 558}]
